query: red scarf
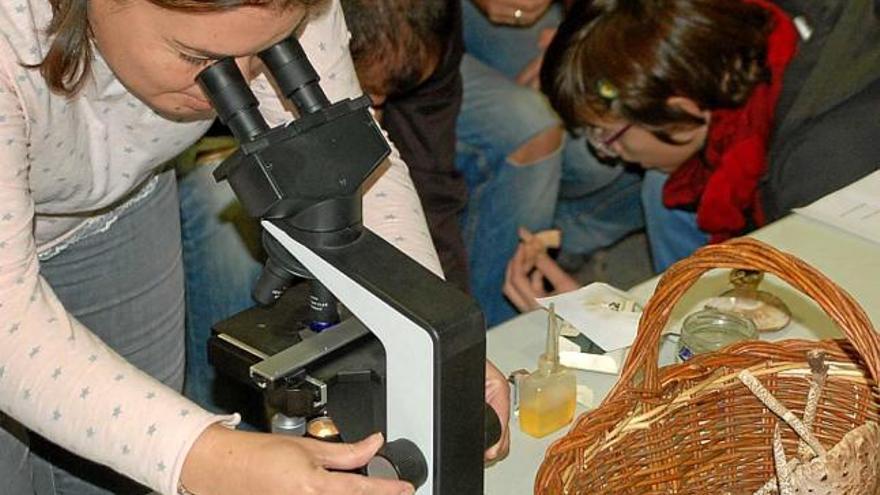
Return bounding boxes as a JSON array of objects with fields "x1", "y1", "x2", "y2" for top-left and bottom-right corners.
[{"x1": 662, "y1": 0, "x2": 798, "y2": 242}]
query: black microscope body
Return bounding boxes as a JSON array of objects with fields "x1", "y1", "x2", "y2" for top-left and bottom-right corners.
[{"x1": 197, "y1": 37, "x2": 492, "y2": 494}]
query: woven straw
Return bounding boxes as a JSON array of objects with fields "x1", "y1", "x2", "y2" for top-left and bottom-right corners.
[{"x1": 535, "y1": 238, "x2": 880, "y2": 494}]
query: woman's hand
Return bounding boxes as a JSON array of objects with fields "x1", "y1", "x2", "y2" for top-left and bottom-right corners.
[
  {"x1": 503, "y1": 228, "x2": 580, "y2": 312},
  {"x1": 471, "y1": 0, "x2": 553, "y2": 27},
  {"x1": 181, "y1": 363, "x2": 514, "y2": 491},
  {"x1": 484, "y1": 360, "x2": 511, "y2": 462},
  {"x1": 181, "y1": 426, "x2": 414, "y2": 495}
]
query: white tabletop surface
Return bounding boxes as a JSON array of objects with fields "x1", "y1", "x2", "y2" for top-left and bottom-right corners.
[{"x1": 483, "y1": 214, "x2": 880, "y2": 494}]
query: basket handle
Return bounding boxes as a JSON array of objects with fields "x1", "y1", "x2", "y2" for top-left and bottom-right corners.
[{"x1": 607, "y1": 237, "x2": 880, "y2": 401}]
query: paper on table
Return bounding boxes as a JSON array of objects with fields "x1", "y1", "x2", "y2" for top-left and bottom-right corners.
[
  {"x1": 558, "y1": 337, "x2": 619, "y2": 374},
  {"x1": 560, "y1": 351, "x2": 619, "y2": 375},
  {"x1": 537, "y1": 282, "x2": 642, "y2": 351},
  {"x1": 794, "y1": 169, "x2": 880, "y2": 245}
]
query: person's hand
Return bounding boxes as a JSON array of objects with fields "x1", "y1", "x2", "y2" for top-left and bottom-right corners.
[
  {"x1": 484, "y1": 360, "x2": 511, "y2": 462},
  {"x1": 503, "y1": 228, "x2": 580, "y2": 312},
  {"x1": 181, "y1": 426, "x2": 414, "y2": 495},
  {"x1": 515, "y1": 28, "x2": 557, "y2": 90},
  {"x1": 471, "y1": 0, "x2": 553, "y2": 27}
]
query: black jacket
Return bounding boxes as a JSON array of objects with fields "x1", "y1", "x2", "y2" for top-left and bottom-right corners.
[
  {"x1": 761, "y1": 0, "x2": 880, "y2": 221},
  {"x1": 380, "y1": 1, "x2": 470, "y2": 292}
]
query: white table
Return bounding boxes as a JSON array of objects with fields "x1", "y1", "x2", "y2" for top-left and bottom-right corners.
[{"x1": 483, "y1": 214, "x2": 880, "y2": 494}]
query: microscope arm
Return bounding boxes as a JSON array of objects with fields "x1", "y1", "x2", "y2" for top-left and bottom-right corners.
[{"x1": 262, "y1": 219, "x2": 487, "y2": 494}]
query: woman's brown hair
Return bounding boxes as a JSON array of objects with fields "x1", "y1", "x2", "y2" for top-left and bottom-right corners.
[
  {"x1": 542, "y1": 0, "x2": 774, "y2": 138},
  {"x1": 37, "y1": 0, "x2": 317, "y2": 96}
]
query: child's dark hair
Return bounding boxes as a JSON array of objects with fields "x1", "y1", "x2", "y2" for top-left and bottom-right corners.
[
  {"x1": 342, "y1": 0, "x2": 451, "y2": 97},
  {"x1": 542, "y1": 0, "x2": 774, "y2": 139}
]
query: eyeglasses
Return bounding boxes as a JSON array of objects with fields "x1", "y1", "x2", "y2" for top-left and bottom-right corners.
[{"x1": 584, "y1": 123, "x2": 632, "y2": 158}]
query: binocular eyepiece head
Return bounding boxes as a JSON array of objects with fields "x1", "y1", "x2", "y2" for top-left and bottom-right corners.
[{"x1": 195, "y1": 36, "x2": 330, "y2": 142}]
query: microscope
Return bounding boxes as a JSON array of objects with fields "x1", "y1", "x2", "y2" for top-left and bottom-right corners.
[{"x1": 195, "y1": 37, "x2": 498, "y2": 494}]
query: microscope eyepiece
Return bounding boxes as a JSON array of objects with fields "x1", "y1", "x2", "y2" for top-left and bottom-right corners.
[
  {"x1": 196, "y1": 58, "x2": 269, "y2": 142},
  {"x1": 259, "y1": 37, "x2": 330, "y2": 114}
]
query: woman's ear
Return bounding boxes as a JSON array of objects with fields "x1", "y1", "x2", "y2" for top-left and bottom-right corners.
[
  {"x1": 666, "y1": 96, "x2": 711, "y2": 141},
  {"x1": 666, "y1": 96, "x2": 711, "y2": 121},
  {"x1": 666, "y1": 96, "x2": 709, "y2": 117}
]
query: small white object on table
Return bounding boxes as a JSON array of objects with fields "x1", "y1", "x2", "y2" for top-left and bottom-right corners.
[{"x1": 483, "y1": 213, "x2": 880, "y2": 494}]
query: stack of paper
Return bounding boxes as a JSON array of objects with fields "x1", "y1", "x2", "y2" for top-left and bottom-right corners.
[{"x1": 794, "y1": 169, "x2": 880, "y2": 245}]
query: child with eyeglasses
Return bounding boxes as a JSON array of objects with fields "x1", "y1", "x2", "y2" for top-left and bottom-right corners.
[{"x1": 504, "y1": 0, "x2": 880, "y2": 311}]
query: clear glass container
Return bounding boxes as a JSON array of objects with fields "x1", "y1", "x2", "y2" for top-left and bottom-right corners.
[{"x1": 677, "y1": 308, "x2": 758, "y2": 362}]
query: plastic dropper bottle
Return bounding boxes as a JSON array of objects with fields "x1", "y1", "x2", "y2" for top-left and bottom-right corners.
[{"x1": 518, "y1": 304, "x2": 577, "y2": 438}]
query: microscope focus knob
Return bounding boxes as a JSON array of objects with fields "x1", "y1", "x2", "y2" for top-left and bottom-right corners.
[{"x1": 366, "y1": 438, "x2": 428, "y2": 489}]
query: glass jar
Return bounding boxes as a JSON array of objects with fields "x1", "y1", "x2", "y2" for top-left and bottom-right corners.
[{"x1": 677, "y1": 308, "x2": 758, "y2": 361}]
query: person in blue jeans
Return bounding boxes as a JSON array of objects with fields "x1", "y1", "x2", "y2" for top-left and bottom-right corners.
[
  {"x1": 457, "y1": 0, "x2": 644, "y2": 326},
  {"x1": 641, "y1": 169, "x2": 708, "y2": 272},
  {"x1": 177, "y1": 140, "x2": 264, "y2": 416}
]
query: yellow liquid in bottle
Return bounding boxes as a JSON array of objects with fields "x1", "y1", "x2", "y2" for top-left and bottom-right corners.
[{"x1": 518, "y1": 371, "x2": 577, "y2": 438}]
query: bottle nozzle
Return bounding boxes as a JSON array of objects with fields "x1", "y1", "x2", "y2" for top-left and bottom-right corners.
[{"x1": 542, "y1": 303, "x2": 561, "y2": 372}]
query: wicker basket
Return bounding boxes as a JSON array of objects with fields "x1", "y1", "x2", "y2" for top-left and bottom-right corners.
[{"x1": 535, "y1": 237, "x2": 880, "y2": 494}]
